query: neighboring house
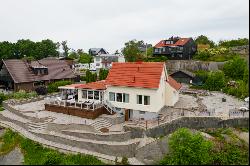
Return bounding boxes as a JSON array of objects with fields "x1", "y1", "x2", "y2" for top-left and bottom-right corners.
[
  {"x1": 0, "y1": 59, "x2": 76, "y2": 91},
  {"x1": 153, "y1": 37, "x2": 197, "y2": 60},
  {"x1": 89, "y1": 48, "x2": 109, "y2": 56},
  {"x1": 56, "y1": 62, "x2": 182, "y2": 120},
  {"x1": 170, "y1": 70, "x2": 204, "y2": 85},
  {"x1": 94, "y1": 53, "x2": 125, "y2": 70}
]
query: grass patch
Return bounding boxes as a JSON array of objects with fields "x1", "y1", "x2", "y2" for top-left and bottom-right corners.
[{"x1": 0, "y1": 129, "x2": 105, "y2": 165}]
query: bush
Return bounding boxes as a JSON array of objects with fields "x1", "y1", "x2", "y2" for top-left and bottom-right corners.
[
  {"x1": 6, "y1": 90, "x2": 37, "y2": 100},
  {"x1": 99, "y1": 69, "x2": 109, "y2": 80},
  {"x1": 160, "y1": 128, "x2": 213, "y2": 165},
  {"x1": 85, "y1": 70, "x2": 97, "y2": 83},
  {"x1": 35, "y1": 86, "x2": 48, "y2": 95},
  {"x1": 223, "y1": 57, "x2": 247, "y2": 80},
  {"x1": 121, "y1": 156, "x2": 129, "y2": 165},
  {"x1": 47, "y1": 80, "x2": 72, "y2": 93},
  {"x1": 0, "y1": 93, "x2": 7, "y2": 105},
  {"x1": 218, "y1": 38, "x2": 249, "y2": 48},
  {"x1": 203, "y1": 71, "x2": 226, "y2": 91}
]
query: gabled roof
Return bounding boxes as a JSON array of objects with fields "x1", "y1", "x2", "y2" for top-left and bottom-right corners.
[
  {"x1": 105, "y1": 62, "x2": 165, "y2": 89},
  {"x1": 167, "y1": 76, "x2": 182, "y2": 90},
  {"x1": 89, "y1": 48, "x2": 108, "y2": 54},
  {"x1": 154, "y1": 38, "x2": 191, "y2": 48},
  {"x1": 77, "y1": 80, "x2": 107, "y2": 90},
  {"x1": 2, "y1": 59, "x2": 76, "y2": 83}
]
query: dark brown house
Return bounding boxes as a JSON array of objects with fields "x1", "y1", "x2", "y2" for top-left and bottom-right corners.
[
  {"x1": 153, "y1": 37, "x2": 197, "y2": 60},
  {"x1": 0, "y1": 59, "x2": 77, "y2": 92}
]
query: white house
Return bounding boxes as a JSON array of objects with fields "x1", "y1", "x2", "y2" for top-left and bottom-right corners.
[
  {"x1": 73, "y1": 62, "x2": 181, "y2": 120},
  {"x1": 94, "y1": 54, "x2": 125, "y2": 70}
]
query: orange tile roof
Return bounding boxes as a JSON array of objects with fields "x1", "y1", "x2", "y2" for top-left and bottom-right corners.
[
  {"x1": 154, "y1": 38, "x2": 191, "y2": 48},
  {"x1": 105, "y1": 62, "x2": 165, "y2": 89},
  {"x1": 77, "y1": 80, "x2": 107, "y2": 90},
  {"x1": 167, "y1": 76, "x2": 182, "y2": 90}
]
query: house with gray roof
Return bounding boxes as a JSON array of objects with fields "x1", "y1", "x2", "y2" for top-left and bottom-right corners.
[
  {"x1": 0, "y1": 59, "x2": 77, "y2": 91},
  {"x1": 89, "y1": 48, "x2": 109, "y2": 56}
]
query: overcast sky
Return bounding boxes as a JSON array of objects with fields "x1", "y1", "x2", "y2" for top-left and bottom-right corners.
[{"x1": 0, "y1": 0, "x2": 249, "y2": 53}]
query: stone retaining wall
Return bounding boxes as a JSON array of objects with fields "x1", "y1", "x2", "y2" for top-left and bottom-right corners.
[
  {"x1": 124, "y1": 117, "x2": 249, "y2": 138},
  {"x1": 47, "y1": 123, "x2": 95, "y2": 133},
  {"x1": 61, "y1": 130, "x2": 132, "y2": 142},
  {"x1": 45, "y1": 104, "x2": 112, "y2": 119},
  {"x1": 31, "y1": 132, "x2": 139, "y2": 157}
]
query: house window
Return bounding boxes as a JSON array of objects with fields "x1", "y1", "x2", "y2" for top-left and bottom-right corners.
[
  {"x1": 95, "y1": 57, "x2": 100, "y2": 62},
  {"x1": 144, "y1": 96, "x2": 150, "y2": 105},
  {"x1": 116, "y1": 93, "x2": 122, "y2": 102},
  {"x1": 94, "y1": 91, "x2": 99, "y2": 100},
  {"x1": 109, "y1": 92, "x2": 115, "y2": 101},
  {"x1": 33, "y1": 81, "x2": 45, "y2": 86},
  {"x1": 139, "y1": 111, "x2": 145, "y2": 114},
  {"x1": 179, "y1": 47, "x2": 183, "y2": 51},
  {"x1": 88, "y1": 91, "x2": 93, "y2": 99},
  {"x1": 123, "y1": 93, "x2": 129, "y2": 103},
  {"x1": 96, "y1": 63, "x2": 100, "y2": 66},
  {"x1": 82, "y1": 90, "x2": 87, "y2": 99},
  {"x1": 162, "y1": 47, "x2": 166, "y2": 52},
  {"x1": 137, "y1": 95, "x2": 143, "y2": 104},
  {"x1": 154, "y1": 48, "x2": 158, "y2": 53}
]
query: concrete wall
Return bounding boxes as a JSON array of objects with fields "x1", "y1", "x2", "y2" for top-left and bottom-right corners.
[
  {"x1": 166, "y1": 60, "x2": 226, "y2": 74},
  {"x1": 47, "y1": 123, "x2": 95, "y2": 133},
  {"x1": 124, "y1": 117, "x2": 249, "y2": 138}
]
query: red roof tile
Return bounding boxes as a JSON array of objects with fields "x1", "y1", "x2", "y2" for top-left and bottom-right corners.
[
  {"x1": 105, "y1": 62, "x2": 165, "y2": 89},
  {"x1": 154, "y1": 38, "x2": 191, "y2": 48},
  {"x1": 167, "y1": 76, "x2": 182, "y2": 90},
  {"x1": 77, "y1": 80, "x2": 107, "y2": 90}
]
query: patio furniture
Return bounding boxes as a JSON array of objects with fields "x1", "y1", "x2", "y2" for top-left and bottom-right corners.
[{"x1": 67, "y1": 98, "x2": 75, "y2": 106}]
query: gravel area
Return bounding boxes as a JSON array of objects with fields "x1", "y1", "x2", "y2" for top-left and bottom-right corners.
[
  {"x1": 200, "y1": 92, "x2": 248, "y2": 117},
  {"x1": 13, "y1": 100, "x2": 45, "y2": 112},
  {"x1": 174, "y1": 94, "x2": 199, "y2": 109}
]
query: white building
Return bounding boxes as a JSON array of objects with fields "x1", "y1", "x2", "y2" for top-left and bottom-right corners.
[
  {"x1": 64, "y1": 62, "x2": 181, "y2": 121},
  {"x1": 94, "y1": 54, "x2": 125, "y2": 70}
]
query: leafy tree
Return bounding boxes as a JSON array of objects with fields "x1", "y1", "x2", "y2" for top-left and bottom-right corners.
[
  {"x1": 223, "y1": 57, "x2": 247, "y2": 80},
  {"x1": 35, "y1": 39, "x2": 59, "y2": 59},
  {"x1": 122, "y1": 39, "x2": 144, "y2": 62},
  {"x1": 68, "y1": 51, "x2": 79, "y2": 59},
  {"x1": 78, "y1": 52, "x2": 93, "y2": 67},
  {"x1": 160, "y1": 128, "x2": 213, "y2": 165},
  {"x1": 99, "y1": 69, "x2": 109, "y2": 80},
  {"x1": 47, "y1": 80, "x2": 72, "y2": 93},
  {"x1": 85, "y1": 70, "x2": 97, "y2": 83},
  {"x1": 15, "y1": 39, "x2": 36, "y2": 58},
  {"x1": 61, "y1": 40, "x2": 70, "y2": 57},
  {"x1": 204, "y1": 71, "x2": 226, "y2": 91},
  {"x1": 218, "y1": 38, "x2": 249, "y2": 48},
  {"x1": 0, "y1": 41, "x2": 16, "y2": 59},
  {"x1": 195, "y1": 35, "x2": 215, "y2": 47}
]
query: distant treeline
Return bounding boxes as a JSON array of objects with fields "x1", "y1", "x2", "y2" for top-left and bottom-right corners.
[{"x1": 0, "y1": 39, "x2": 59, "y2": 60}]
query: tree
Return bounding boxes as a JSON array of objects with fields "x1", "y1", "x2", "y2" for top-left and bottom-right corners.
[
  {"x1": 223, "y1": 57, "x2": 247, "y2": 80},
  {"x1": 204, "y1": 71, "x2": 226, "y2": 91},
  {"x1": 160, "y1": 128, "x2": 213, "y2": 165},
  {"x1": 218, "y1": 38, "x2": 249, "y2": 48},
  {"x1": 99, "y1": 69, "x2": 109, "y2": 80},
  {"x1": 195, "y1": 35, "x2": 215, "y2": 47},
  {"x1": 78, "y1": 52, "x2": 93, "y2": 67},
  {"x1": 61, "y1": 41, "x2": 70, "y2": 57},
  {"x1": 68, "y1": 51, "x2": 79, "y2": 60},
  {"x1": 122, "y1": 40, "x2": 144, "y2": 62},
  {"x1": 0, "y1": 41, "x2": 16, "y2": 59},
  {"x1": 35, "y1": 39, "x2": 59, "y2": 59},
  {"x1": 15, "y1": 39, "x2": 36, "y2": 58}
]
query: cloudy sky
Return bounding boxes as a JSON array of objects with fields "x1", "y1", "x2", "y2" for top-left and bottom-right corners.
[{"x1": 0, "y1": 0, "x2": 249, "y2": 53}]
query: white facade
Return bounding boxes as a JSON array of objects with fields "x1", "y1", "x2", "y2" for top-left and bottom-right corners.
[{"x1": 94, "y1": 54, "x2": 125, "y2": 70}]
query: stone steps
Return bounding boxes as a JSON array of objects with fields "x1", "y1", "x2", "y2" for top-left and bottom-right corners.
[{"x1": 91, "y1": 118, "x2": 112, "y2": 131}]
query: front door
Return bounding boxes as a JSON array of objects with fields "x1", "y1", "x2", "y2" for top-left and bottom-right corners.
[{"x1": 125, "y1": 109, "x2": 129, "y2": 121}]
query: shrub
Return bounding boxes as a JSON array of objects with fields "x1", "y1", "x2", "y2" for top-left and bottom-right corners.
[
  {"x1": 99, "y1": 69, "x2": 109, "y2": 80},
  {"x1": 218, "y1": 38, "x2": 249, "y2": 48},
  {"x1": 160, "y1": 128, "x2": 213, "y2": 165},
  {"x1": 85, "y1": 70, "x2": 97, "y2": 83},
  {"x1": 0, "y1": 93, "x2": 7, "y2": 104},
  {"x1": 223, "y1": 57, "x2": 247, "y2": 80},
  {"x1": 121, "y1": 156, "x2": 129, "y2": 165},
  {"x1": 47, "y1": 80, "x2": 72, "y2": 93},
  {"x1": 35, "y1": 86, "x2": 48, "y2": 95},
  {"x1": 6, "y1": 90, "x2": 37, "y2": 100},
  {"x1": 203, "y1": 71, "x2": 226, "y2": 91}
]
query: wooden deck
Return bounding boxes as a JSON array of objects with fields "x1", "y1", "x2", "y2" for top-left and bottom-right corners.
[{"x1": 45, "y1": 104, "x2": 114, "y2": 119}]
